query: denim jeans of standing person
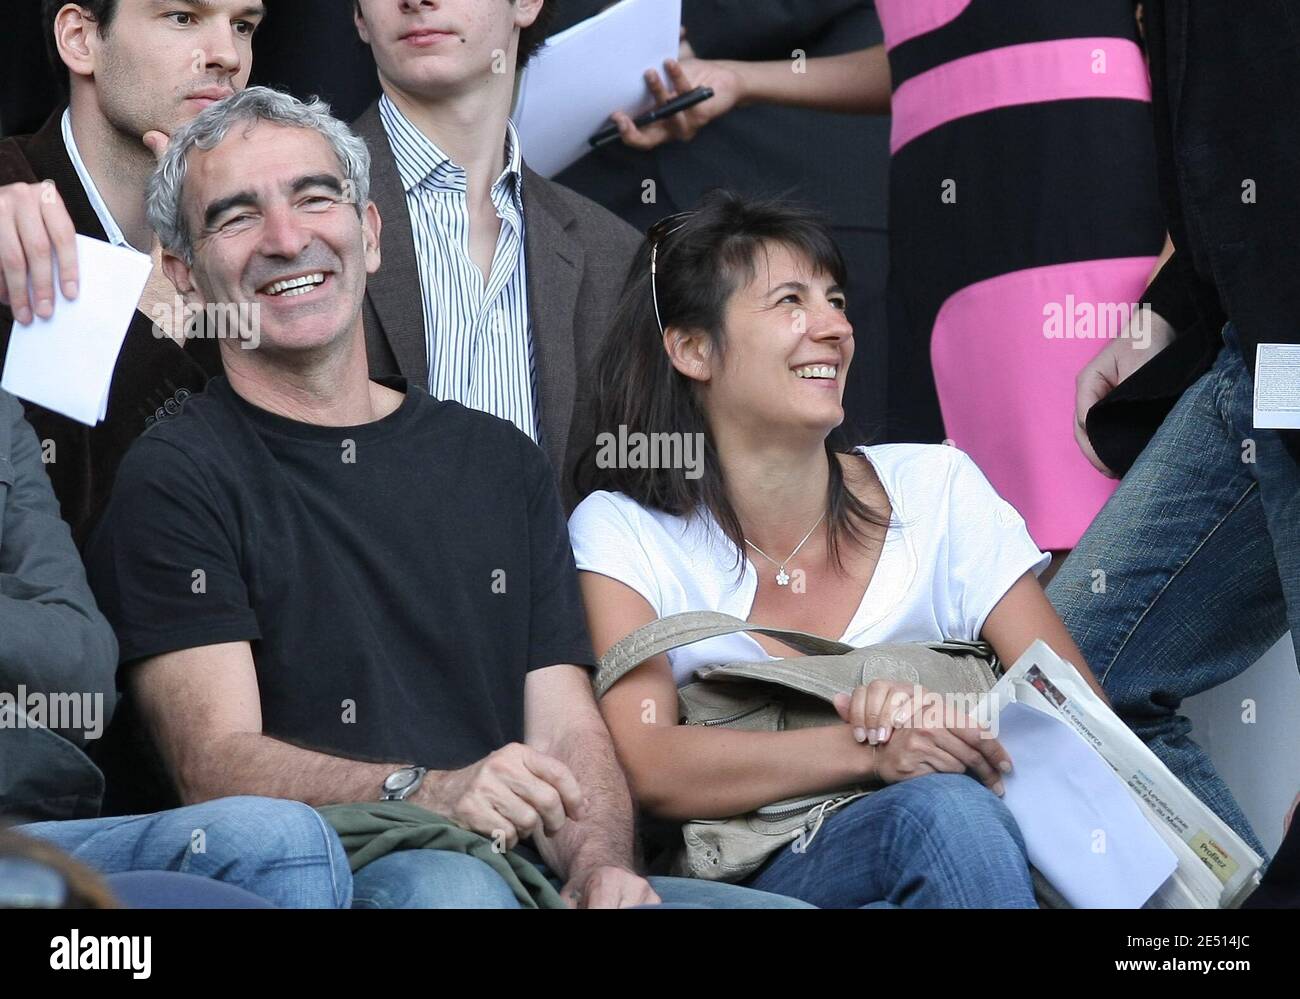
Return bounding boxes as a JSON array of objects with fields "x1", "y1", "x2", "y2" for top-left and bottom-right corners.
[
  {"x1": 19, "y1": 795, "x2": 353, "y2": 908},
  {"x1": 351, "y1": 849, "x2": 814, "y2": 908},
  {"x1": 740, "y1": 773, "x2": 1037, "y2": 909},
  {"x1": 1048, "y1": 323, "x2": 1300, "y2": 862}
]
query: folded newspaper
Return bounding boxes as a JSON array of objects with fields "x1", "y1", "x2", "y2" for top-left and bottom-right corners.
[{"x1": 991, "y1": 640, "x2": 1263, "y2": 908}]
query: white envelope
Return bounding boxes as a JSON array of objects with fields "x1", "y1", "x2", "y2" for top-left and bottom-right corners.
[{"x1": 997, "y1": 701, "x2": 1178, "y2": 908}]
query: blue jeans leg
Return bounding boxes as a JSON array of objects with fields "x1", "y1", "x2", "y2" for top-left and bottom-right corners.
[
  {"x1": 742, "y1": 773, "x2": 1037, "y2": 908},
  {"x1": 527, "y1": 859, "x2": 815, "y2": 908},
  {"x1": 646, "y1": 876, "x2": 814, "y2": 908},
  {"x1": 20, "y1": 795, "x2": 352, "y2": 908},
  {"x1": 105, "y1": 871, "x2": 275, "y2": 908},
  {"x1": 1047, "y1": 330, "x2": 1288, "y2": 860},
  {"x1": 1237, "y1": 337, "x2": 1300, "y2": 664},
  {"x1": 351, "y1": 850, "x2": 523, "y2": 908}
]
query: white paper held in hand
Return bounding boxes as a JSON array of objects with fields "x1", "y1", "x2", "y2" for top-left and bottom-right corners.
[
  {"x1": 1, "y1": 234, "x2": 153, "y2": 426},
  {"x1": 513, "y1": 0, "x2": 682, "y2": 177}
]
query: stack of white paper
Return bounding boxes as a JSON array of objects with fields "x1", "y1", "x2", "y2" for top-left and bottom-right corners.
[
  {"x1": 1, "y1": 235, "x2": 152, "y2": 426},
  {"x1": 991, "y1": 640, "x2": 1263, "y2": 908},
  {"x1": 513, "y1": 0, "x2": 682, "y2": 177},
  {"x1": 996, "y1": 701, "x2": 1178, "y2": 908}
]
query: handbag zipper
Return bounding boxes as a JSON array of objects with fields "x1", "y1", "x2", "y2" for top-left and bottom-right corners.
[
  {"x1": 694, "y1": 703, "x2": 773, "y2": 727},
  {"x1": 756, "y1": 791, "x2": 857, "y2": 819},
  {"x1": 753, "y1": 791, "x2": 871, "y2": 856}
]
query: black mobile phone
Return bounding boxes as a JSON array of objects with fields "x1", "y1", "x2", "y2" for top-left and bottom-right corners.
[{"x1": 588, "y1": 87, "x2": 715, "y2": 148}]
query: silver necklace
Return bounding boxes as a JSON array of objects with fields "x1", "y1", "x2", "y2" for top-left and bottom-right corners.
[{"x1": 744, "y1": 512, "x2": 827, "y2": 586}]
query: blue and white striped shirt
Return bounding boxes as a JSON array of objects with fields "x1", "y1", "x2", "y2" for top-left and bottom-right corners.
[{"x1": 378, "y1": 96, "x2": 539, "y2": 443}]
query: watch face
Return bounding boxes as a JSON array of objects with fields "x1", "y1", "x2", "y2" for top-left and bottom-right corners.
[{"x1": 385, "y1": 768, "x2": 415, "y2": 792}]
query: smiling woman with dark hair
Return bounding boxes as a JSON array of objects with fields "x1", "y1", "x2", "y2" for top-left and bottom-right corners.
[
  {"x1": 574, "y1": 191, "x2": 887, "y2": 570},
  {"x1": 569, "y1": 190, "x2": 1110, "y2": 908}
]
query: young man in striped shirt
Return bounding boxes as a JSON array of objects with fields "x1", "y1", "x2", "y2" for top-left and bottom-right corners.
[{"x1": 350, "y1": 0, "x2": 642, "y2": 511}]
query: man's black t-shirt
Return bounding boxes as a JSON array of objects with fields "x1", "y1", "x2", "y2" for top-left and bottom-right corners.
[{"x1": 85, "y1": 376, "x2": 595, "y2": 803}]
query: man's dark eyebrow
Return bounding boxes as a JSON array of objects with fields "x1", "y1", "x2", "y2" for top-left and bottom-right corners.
[
  {"x1": 203, "y1": 190, "x2": 258, "y2": 230},
  {"x1": 292, "y1": 175, "x2": 344, "y2": 196},
  {"x1": 149, "y1": 0, "x2": 267, "y2": 18},
  {"x1": 202, "y1": 176, "x2": 344, "y2": 229}
]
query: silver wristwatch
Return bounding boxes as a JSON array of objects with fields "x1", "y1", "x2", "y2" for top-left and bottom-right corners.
[{"x1": 381, "y1": 765, "x2": 427, "y2": 801}]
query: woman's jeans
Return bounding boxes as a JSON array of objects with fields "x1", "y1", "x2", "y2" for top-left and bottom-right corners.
[
  {"x1": 1047, "y1": 324, "x2": 1300, "y2": 861},
  {"x1": 742, "y1": 773, "x2": 1037, "y2": 908},
  {"x1": 19, "y1": 795, "x2": 353, "y2": 908}
]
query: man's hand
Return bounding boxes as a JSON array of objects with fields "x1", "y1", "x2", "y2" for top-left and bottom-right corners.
[
  {"x1": 140, "y1": 130, "x2": 172, "y2": 267},
  {"x1": 561, "y1": 864, "x2": 660, "y2": 909},
  {"x1": 0, "y1": 180, "x2": 79, "y2": 324},
  {"x1": 418, "y1": 742, "x2": 587, "y2": 850},
  {"x1": 0, "y1": 128, "x2": 172, "y2": 327},
  {"x1": 142, "y1": 131, "x2": 171, "y2": 162},
  {"x1": 1074, "y1": 310, "x2": 1175, "y2": 476}
]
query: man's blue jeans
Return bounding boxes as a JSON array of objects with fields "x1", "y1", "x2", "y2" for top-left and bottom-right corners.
[
  {"x1": 351, "y1": 850, "x2": 813, "y2": 908},
  {"x1": 1048, "y1": 325, "x2": 1300, "y2": 861},
  {"x1": 19, "y1": 795, "x2": 353, "y2": 908},
  {"x1": 740, "y1": 773, "x2": 1037, "y2": 908}
]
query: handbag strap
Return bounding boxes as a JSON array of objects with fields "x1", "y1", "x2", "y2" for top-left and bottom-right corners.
[
  {"x1": 594, "y1": 611, "x2": 996, "y2": 698},
  {"x1": 594, "y1": 610, "x2": 857, "y2": 698}
]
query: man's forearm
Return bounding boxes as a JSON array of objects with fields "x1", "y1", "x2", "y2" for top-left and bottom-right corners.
[
  {"x1": 177, "y1": 730, "x2": 418, "y2": 807},
  {"x1": 532, "y1": 722, "x2": 636, "y2": 881}
]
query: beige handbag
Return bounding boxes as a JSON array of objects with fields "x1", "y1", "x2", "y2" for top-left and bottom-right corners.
[{"x1": 592, "y1": 611, "x2": 1002, "y2": 882}]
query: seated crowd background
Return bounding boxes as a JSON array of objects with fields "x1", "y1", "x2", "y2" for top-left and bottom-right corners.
[{"x1": 1, "y1": 0, "x2": 1298, "y2": 909}]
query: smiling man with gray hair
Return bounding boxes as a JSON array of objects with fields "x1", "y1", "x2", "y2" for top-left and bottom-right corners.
[
  {"x1": 147, "y1": 88, "x2": 373, "y2": 266},
  {"x1": 83, "y1": 87, "x2": 807, "y2": 910}
]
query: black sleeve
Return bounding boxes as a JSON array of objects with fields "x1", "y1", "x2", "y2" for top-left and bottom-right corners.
[
  {"x1": 83, "y1": 435, "x2": 260, "y2": 665},
  {"x1": 1141, "y1": 247, "x2": 1199, "y2": 334},
  {"x1": 522, "y1": 439, "x2": 597, "y2": 672}
]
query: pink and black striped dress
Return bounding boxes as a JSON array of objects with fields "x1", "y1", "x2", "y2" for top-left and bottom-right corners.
[{"x1": 877, "y1": 0, "x2": 1164, "y2": 549}]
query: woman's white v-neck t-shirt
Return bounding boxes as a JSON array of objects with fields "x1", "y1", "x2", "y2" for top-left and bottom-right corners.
[{"x1": 568, "y1": 443, "x2": 1050, "y2": 687}]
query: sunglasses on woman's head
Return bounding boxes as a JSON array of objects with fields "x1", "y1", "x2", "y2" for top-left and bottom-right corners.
[{"x1": 649, "y1": 211, "x2": 694, "y2": 335}]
